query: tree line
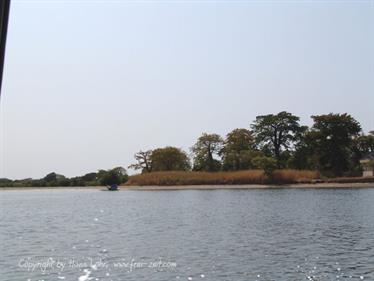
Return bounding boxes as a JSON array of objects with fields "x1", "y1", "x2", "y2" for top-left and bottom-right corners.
[
  {"x1": 1, "y1": 111, "x2": 373, "y2": 187},
  {"x1": 0, "y1": 167, "x2": 128, "y2": 187},
  {"x1": 129, "y1": 112, "x2": 374, "y2": 177}
]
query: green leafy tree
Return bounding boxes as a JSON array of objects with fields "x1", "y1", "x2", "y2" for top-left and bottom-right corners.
[
  {"x1": 99, "y1": 170, "x2": 121, "y2": 186},
  {"x1": 224, "y1": 128, "x2": 254, "y2": 152},
  {"x1": 58, "y1": 178, "x2": 71, "y2": 187},
  {"x1": 251, "y1": 111, "x2": 306, "y2": 168},
  {"x1": 0, "y1": 178, "x2": 13, "y2": 187},
  {"x1": 192, "y1": 133, "x2": 223, "y2": 171},
  {"x1": 150, "y1": 147, "x2": 190, "y2": 171},
  {"x1": 221, "y1": 128, "x2": 258, "y2": 171},
  {"x1": 99, "y1": 167, "x2": 128, "y2": 186},
  {"x1": 43, "y1": 172, "x2": 58, "y2": 183},
  {"x1": 70, "y1": 176, "x2": 86, "y2": 186},
  {"x1": 81, "y1": 172, "x2": 97, "y2": 182},
  {"x1": 128, "y1": 150, "x2": 153, "y2": 173},
  {"x1": 309, "y1": 113, "x2": 362, "y2": 176},
  {"x1": 42, "y1": 172, "x2": 67, "y2": 186},
  {"x1": 288, "y1": 129, "x2": 317, "y2": 170}
]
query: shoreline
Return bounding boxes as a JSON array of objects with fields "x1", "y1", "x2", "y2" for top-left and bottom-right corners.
[
  {"x1": 1, "y1": 182, "x2": 374, "y2": 191},
  {"x1": 124, "y1": 182, "x2": 374, "y2": 190}
]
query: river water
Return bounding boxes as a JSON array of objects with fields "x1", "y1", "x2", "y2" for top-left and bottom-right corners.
[{"x1": 1, "y1": 188, "x2": 374, "y2": 281}]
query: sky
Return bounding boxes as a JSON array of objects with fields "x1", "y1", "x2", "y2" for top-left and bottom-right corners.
[{"x1": 0, "y1": 0, "x2": 373, "y2": 179}]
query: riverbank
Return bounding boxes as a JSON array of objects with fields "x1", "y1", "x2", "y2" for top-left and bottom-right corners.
[
  {"x1": 124, "y1": 182, "x2": 374, "y2": 190},
  {"x1": 1, "y1": 182, "x2": 374, "y2": 190},
  {"x1": 125, "y1": 170, "x2": 321, "y2": 186},
  {"x1": 0, "y1": 186, "x2": 103, "y2": 191},
  {"x1": 125, "y1": 170, "x2": 374, "y2": 186},
  {"x1": 1, "y1": 171, "x2": 373, "y2": 190}
]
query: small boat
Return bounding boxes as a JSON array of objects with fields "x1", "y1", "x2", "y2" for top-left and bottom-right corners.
[{"x1": 106, "y1": 184, "x2": 119, "y2": 191}]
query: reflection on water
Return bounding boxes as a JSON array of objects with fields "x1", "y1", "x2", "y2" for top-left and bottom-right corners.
[{"x1": 1, "y1": 188, "x2": 374, "y2": 280}]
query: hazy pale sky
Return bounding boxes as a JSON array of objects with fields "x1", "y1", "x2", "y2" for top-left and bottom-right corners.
[{"x1": 1, "y1": 0, "x2": 373, "y2": 179}]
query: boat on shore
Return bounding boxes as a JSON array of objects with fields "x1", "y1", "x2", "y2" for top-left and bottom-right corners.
[{"x1": 106, "y1": 184, "x2": 119, "y2": 191}]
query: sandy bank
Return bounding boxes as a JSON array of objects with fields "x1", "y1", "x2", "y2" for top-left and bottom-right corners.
[
  {"x1": 1, "y1": 183, "x2": 374, "y2": 191},
  {"x1": 123, "y1": 182, "x2": 374, "y2": 190}
]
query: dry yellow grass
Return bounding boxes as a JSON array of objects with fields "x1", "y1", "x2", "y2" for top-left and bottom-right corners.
[
  {"x1": 272, "y1": 169, "x2": 321, "y2": 184},
  {"x1": 125, "y1": 169, "x2": 320, "y2": 186}
]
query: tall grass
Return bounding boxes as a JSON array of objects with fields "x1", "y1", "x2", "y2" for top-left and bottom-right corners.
[
  {"x1": 271, "y1": 170, "x2": 320, "y2": 184},
  {"x1": 125, "y1": 170, "x2": 320, "y2": 186}
]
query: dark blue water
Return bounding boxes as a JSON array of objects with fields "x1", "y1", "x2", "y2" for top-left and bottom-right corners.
[{"x1": 1, "y1": 188, "x2": 374, "y2": 281}]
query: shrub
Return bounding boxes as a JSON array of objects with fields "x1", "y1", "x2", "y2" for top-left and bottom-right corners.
[
  {"x1": 252, "y1": 156, "x2": 277, "y2": 177},
  {"x1": 99, "y1": 167, "x2": 128, "y2": 186}
]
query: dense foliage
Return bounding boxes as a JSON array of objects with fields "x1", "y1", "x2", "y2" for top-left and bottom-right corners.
[
  {"x1": 191, "y1": 133, "x2": 223, "y2": 172},
  {"x1": 221, "y1": 128, "x2": 256, "y2": 171},
  {"x1": 0, "y1": 167, "x2": 128, "y2": 187},
  {"x1": 130, "y1": 112, "x2": 373, "y2": 178},
  {"x1": 2, "y1": 112, "x2": 373, "y2": 187},
  {"x1": 128, "y1": 147, "x2": 190, "y2": 172},
  {"x1": 251, "y1": 111, "x2": 307, "y2": 168},
  {"x1": 151, "y1": 147, "x2": 190, "y2": 171}
]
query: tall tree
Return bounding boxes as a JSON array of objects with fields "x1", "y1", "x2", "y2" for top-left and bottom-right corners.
[
  {"x1": 128, "y1": 150, "x2": 153, "y2": 173},
  {"x1": 221, "y1": 128, "x2": 257, "y2": 171},
  {"x1": 192, "y1": 133, "x2": 223, "y2": 171},
  {"x1": 309, "y1": 113, "x2": 362, "y2": 176},
  {"x1": 150, "y1": 147, "x2": 190, "y2": 171},
  {"x1": 251, "y1": 111, "x2": 306, "y2": 167}
]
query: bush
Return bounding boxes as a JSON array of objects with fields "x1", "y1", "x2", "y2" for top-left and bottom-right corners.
[
  {"x1": 252, "y1": 156, "x2": 277, "y2": 177},
  {"x1": 99, "y1": 168, "x2": 128, "y2": 186}
]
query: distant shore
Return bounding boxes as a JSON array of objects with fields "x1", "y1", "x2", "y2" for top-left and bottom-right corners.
[
  {"x1": 1, "y1": 182, "x2": 374, "y2": 191},
  {"x1": 0, "y1": 186, "x2": 102, "y2": 191},
  {"x1": 124, "y1": 182, "x2": 374, "y2": 190}
]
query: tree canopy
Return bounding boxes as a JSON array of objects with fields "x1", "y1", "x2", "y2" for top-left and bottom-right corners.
[
  {"x1": 99, "y1": 167, "x2": 128, "y2": 186},
  {"x1": 251, "y1": 111, "x2": 306, "y2": 167},
  {"x1": 151, "y1": 147, "x2": 190, "y2": 171},
  {"x1": 221, "y1": 128, "x2": 259, "y2": 171},
  {"x1": 191, "y1": 133, "x2": 223, "y2": 171},
  {"x1": 307, "y1": 113, "x2": 362, "y2": 176}
]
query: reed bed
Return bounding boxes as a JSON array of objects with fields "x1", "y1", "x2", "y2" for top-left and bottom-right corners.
[
  {"x1": 325, "y1": 176, "x2": 374, "y2": 184},
  {"x1": 125, "y1": 169, "x2": 320, "y2": 186},
  {"x1": 272, "y1": 169, "x2": 321, "y2": 184}
]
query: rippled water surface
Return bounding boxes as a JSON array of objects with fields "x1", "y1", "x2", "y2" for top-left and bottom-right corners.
[{"x1": 1, "y1": 188, "x2": 374, "y2": 281}]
